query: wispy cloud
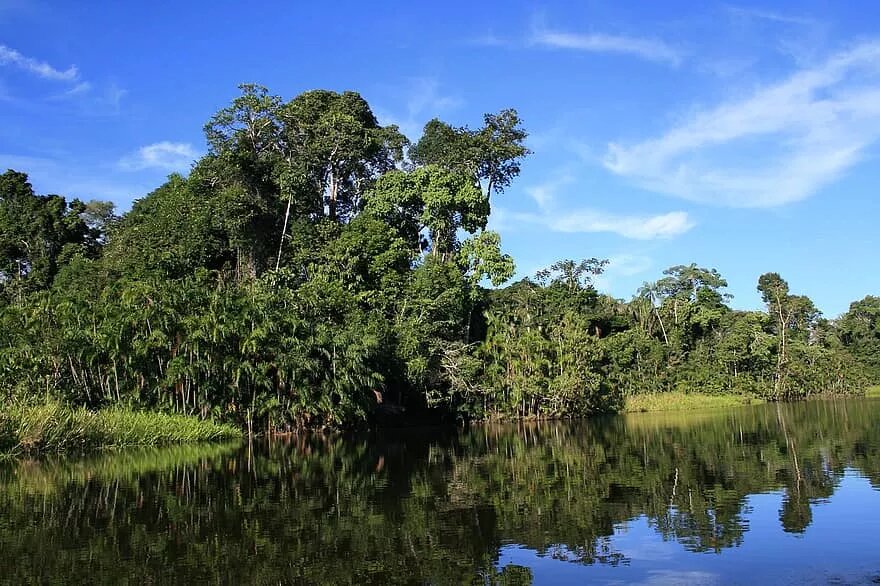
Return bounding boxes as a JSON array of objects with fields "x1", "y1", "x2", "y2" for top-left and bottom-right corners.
[
  {"x1": 0, "y1": 44, "x2": 77, "y2": 81},
  {"x1": 96, "y1": 82, "x2": 126, "y2": 114},
  {"x1": 604, "y1": 40, "x2": 880, "y2": 207},
  {"x1": 592, "y1": 253, "x2": 654, "y2": 293},
  {"x1": 63, "y1": 81, "x2": 91, "y2": 96},
  {"x1": 119, "y1": 142, "x2": 198, "y2": 173},
  {"x1": 468, "y1": 16, "x2": 683, "y2": 66},
  {"x1": 525, "y1": 174, "x2": 571, "y2": 208},
  {"x1": 530, "y1": 27, "x2": 683, "y2": 66},
  {"x1": 549, "y1": 209, "x2": 693, "y2": 239},
  {"x1": 724, "y1": 4, "x2": 817, "y2": 26},
  {"x1": 374, "y1": 77, "x2": 462, "y2": 140},
  {"x1": 46, "y1": 81, "x2": 91, "y2": 101},
  {"x1": 606, "y1": 253, "x2": 653, "y2": 277},
  {"x1": 0, "y1": 44, "x2": 125, "y2": 114},
  {"x1": 496, "y1": 174, "x2": 694, "y2": 240}
]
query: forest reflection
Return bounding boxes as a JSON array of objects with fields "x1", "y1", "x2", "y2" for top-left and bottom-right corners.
[{"x1": 1, "y1": 399, "x2": 879, "y2": 584}]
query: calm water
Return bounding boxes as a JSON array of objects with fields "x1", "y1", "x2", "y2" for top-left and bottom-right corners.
[{"x1": 3, "y1": 400, "x2": 880, "y2": 584}]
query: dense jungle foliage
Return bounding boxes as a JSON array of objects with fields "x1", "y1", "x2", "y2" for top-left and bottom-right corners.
[{"x1": 1, "y1": 84, "x2": 878, "y2": 431}]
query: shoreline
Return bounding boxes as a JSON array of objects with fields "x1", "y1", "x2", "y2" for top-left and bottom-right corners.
[{"x1": 5, "y1": 389, "x2": 878, "y2": 457}]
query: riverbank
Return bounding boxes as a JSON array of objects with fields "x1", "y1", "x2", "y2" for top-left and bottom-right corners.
[
  {"x1": 623, "y1": 387, "x2": 880, "y2": 414},
  {"x1": 0, "y1": 403, "x2": 241, "y2": 457},
  {"x1": 623, "y1": 392, "x2": 764, "y2": 413}
]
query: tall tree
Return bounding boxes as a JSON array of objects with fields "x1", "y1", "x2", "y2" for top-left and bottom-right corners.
[
  {"x1": 757, "y1": 273, "x2": 820, "y2": 398},
  {"x1": 278, "y1": 89, "x2": 406, "y2": 223},
  {"x1": 366, "y1": 165, "x2": 489, "y2": 259},
  {"x1": 0, "y1": 170, "x2": 110, "y2": 302},
  {"x1": 836, "y1": 295, "x2": 880, "y2": 379},
  {"x1": 410, "y1": 109, "x2": 529, "y2": 199}
]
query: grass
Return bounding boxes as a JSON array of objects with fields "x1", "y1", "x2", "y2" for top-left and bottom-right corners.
[
  {"x1": 866, "y1": 385, "x2": 880, "y2": 398},
  {"x1": 623, "y1": 392, "x2": 764, "y2": 414},
  {"x1": 0, "y1": 402, "x2": 241, "y2": 457}
]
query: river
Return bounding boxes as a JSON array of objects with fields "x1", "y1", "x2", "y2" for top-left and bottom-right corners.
[{"x1": 2, "y1": 398, "x2": 880, "y2": 584}]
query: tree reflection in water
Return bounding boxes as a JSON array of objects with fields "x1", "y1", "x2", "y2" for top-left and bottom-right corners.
[{"x1": 1, "y1": 399, "x2": 879, "y2": 584}]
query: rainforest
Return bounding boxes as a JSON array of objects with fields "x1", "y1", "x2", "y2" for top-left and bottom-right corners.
[{"x1": 2, "y1": 85, "x2": 879, "y2": 443}]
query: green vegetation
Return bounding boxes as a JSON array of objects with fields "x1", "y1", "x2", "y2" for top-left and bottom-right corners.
[
  {"x1": 0, "y1": 403, "x2": 239, "y2": 457},
  {"x1": 1, "y1": 84, "x2": 878, "y2": 434},
  {"x1": 866, "y1": 385, "x2": 880, "y2": 398},
  {"x1": 624, "y1": 392, "x2": 763, "y2": 413}
]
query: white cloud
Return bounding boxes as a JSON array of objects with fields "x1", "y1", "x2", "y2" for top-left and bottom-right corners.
[
  {"x1": 549, "y1": 209, "x2": 693, "y2": 239},
  {"x1": 119, "y1": 142, "x2": 198, "y2": 172},
  {"x1": 0, "y1": 44, "x2": 78, "y2": 81},
  {"x1": 468, "y1": 32, "x2": 512, "y2": 48},
  {"x1": 46, "y1": 81, "x2": 92, "y2": 101},
  {"x1": 63, "y1": 81, "x2": 91, "y2": 96},
  {"x1": 496, "y1": 175, "x2": 694, "y2": 240},
  {"x1": 97, "y1": 82, "x2": 126, "y2": 114},
  {"x1": 531, "y1": 28, "x2": 683, "y2": 66},
  {"x1": 604, "y1": 40, "x2": 880, "y2": 207},
  {"x1": 607, "y1": 253, "x2": 653, "y2": 277}
]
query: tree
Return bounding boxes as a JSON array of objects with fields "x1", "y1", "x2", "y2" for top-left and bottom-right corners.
[
  {"x1": 410, "y1": 109, "x2": 529, "y2": 199},
  {"x1": 278, "y1": 89, "x2": 406, "y2": 223},
  {"x1": 757, "y1": 273, "x2": 820, "y2": 398},
  {"x1": 635, "y1": 281, "x2": 669, "y2": 346},
  {"x1": 457, "y1": 230, "x2": 514, "y2": 289},
  {"x1": 102, "y1": 174, "x2": 230, "y2": 279},
  {"x1": 0, "y1": 170, "x2": 111, "y2": 303},
  {"x1": 366, "y1": 165, "x2": 489, "y2": 259},
  {"x1": 837, "y1": 296, "x2": 880, "y2": 380}
]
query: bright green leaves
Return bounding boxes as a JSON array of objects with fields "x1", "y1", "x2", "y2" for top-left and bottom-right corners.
[
  {"x1": 367, "y1": 165, "x2": 489, "y2": 258},
  {"x1": 457, "y1": 231, "x2": 514, "y2": 288},
  {"x1": 205, "y1": 83, "x2": 282, "y2": 160},
  {"x1": 659, "y1": 264, "x2": 729, "y2": 302}
]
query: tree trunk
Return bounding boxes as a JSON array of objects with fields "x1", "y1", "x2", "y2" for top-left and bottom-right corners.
[
  {"x1": 655, "y1": 307, "x2": 670, "y2": 346},
  {"x1": 276, "y1": 177, "x2": 292, "y2": 271},
  {"x1": 328, "y1": 171, "x2": 338, "y2": 221}
]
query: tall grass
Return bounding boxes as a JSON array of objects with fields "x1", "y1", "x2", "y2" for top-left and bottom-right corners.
[
  {"x1": 624, "y1": 392, "x2": 763, "y2": 413},
  {"x1": 866, "y1": 385, "x2": 880, "y2": 398},
  {"x1": 0, "y1": 403, "x2": 240, "y2": 457}
]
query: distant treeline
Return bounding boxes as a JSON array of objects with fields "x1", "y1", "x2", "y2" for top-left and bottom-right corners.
[{"x1": 1, "y1": 85, "x2": 878, "y2": 431}]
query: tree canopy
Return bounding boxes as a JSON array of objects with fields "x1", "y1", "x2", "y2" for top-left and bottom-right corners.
[{"x1": 0, "y1": 85, "x2": 873, "y2": 430}]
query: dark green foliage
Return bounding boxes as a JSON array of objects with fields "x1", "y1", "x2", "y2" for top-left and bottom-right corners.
[
  {"x1": 102, "y1": 173, "x2": 230, "y2": 278},
  {"x1": 0, "y1": 170, "x2": 113, "y2": 303},
  {"x1": 837, "y1": 295, "x2": 880, "y2": 379}
]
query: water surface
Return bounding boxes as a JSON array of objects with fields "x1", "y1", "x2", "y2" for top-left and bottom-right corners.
[{"x1": 3, "y1": 399, "x2": 880, "y2": 584}]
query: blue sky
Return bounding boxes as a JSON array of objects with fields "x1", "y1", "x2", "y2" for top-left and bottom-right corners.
[{"x1": 2, "y1": 1, "x2": 879, "y2": 317}]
